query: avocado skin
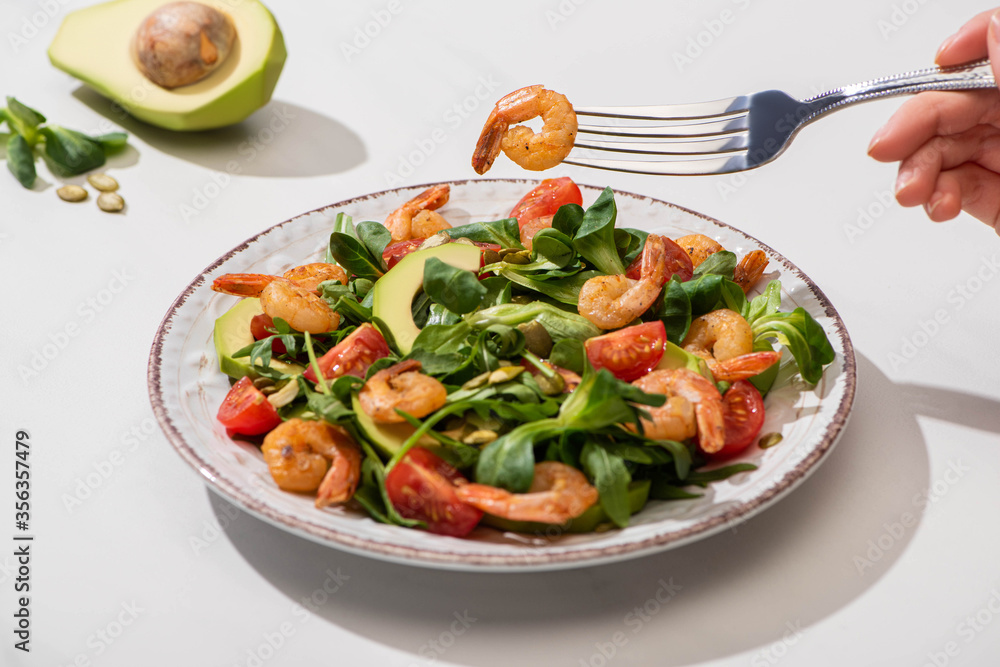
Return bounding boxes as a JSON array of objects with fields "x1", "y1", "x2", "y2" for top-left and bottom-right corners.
[{"x1": 479, "y1": 480, "x2": 652, "y2": 534}]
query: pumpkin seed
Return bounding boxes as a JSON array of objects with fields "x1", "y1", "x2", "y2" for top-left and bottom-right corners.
[
  {"x1": 259, "y1": 385, "x2": 278, "y2": 396},
  {"x1": 97, "y1": 192, "x2": 125, "y2": 213},
  {"x1": 488, "y1": 366, "x2": 524, "y2": 384},
  {"x1": 535, "y1": 372, "x2": 565, "y2": 396},
  {"x1": 87, "y1": 173, "x2": 119, "y2": 192},
  {"x1": 481, "y1": 248, "x2": 501, "y2": 265},
  {"x1": 758, "y1": 433, "x2": 784, "y2": 449},
  {"x1": 503, "y1": 250, "x2": 531, "y2": 265},
  {"x1": 57, "y1": 185, "x2": 88, "y2": 202},
  {"x1": 462, "y1": 429, "x2": 498, "y2": 445},
  {"x1": 461, "y1": 371, "x2": 491, "y2": 391},
  {"x1": 517, "y1": 320, "x2": 552, "y2": 358},
  {"x1": 252, "y1": 377, "x2": 275, "y2": 390}
]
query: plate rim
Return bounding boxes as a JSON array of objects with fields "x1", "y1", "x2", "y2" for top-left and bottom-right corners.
[{"x1": 147, "y1": 178, "x2": 857, "y2": 571}]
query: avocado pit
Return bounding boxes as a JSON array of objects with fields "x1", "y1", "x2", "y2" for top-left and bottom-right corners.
[{"x1": 133, "y1": 1, "x2": 236, "y2": 89}]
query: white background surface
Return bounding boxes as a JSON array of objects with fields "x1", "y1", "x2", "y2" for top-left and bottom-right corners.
[{"x1": 2, "y1": 0, "x2": 999, "y2": 665}]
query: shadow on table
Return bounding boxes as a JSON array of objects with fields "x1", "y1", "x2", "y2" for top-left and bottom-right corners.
[
  {"x1": 72, "y1": 87, "x2": 366, "y2": 177},
  {"x1": 210, "y1": 353, "x2": 957, "y2": 666}
]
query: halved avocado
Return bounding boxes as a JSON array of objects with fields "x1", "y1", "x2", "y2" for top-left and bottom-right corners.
[
  {"x1": 351, "y1": 393, "x2": 437, "y2": 458},
  {"x1": 214, "y1": 297, "x2": 303, "y2": 380},
  {"x1": 481, "y1": 480, "x2": 652, "y2": 534},
  {"x1": 48, "y1": 0, "x2": 286, "y2": 131},
  {"x1": 371, "y1": 243, "x2": 482, "y2": 355}
]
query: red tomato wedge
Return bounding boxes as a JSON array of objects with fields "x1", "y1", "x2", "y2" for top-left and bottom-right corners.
[
  {"x1": 382, "y1": 238, "x2": 426, "y2": 270},
  {"x1": 625, "y1": 235, "x2": 694, "y2": 284},
  {"x1": 217, "y1": 376, "x2": 282, "y2": 436},
  {"x1": 304, "y1": 323, "x2": 390, "y2": 382},
  {"x1": 383, "y1": 239, "x2": 501, "y2": 273},
  {"x1": 707, "y1": 380, "x2": 766, "y2": 460},
  {"x1": 585, "y1": 321, "x2": 666, "y2": 382},
  {"x1": 508, "y1": 177, "x2": 583, "y2": 229},
  {"x1": 250, "y1": 313, "x2": 287, "y2": 355},
  {"x1": 385, "y1": 448, "x2": 482, "y2": 537}
]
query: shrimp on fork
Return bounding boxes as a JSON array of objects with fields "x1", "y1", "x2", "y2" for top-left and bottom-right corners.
[
  {"x1": 577, "y1": 234, "x2": 668, "y2": 329},
  {"x1": 385, "y1": 184, "x2": 452, "y2": 243},
  {"x1": 455, "y1": 462, "x2": 599, "y2": 524},
  {"x1": 472, "y1": 85, "x2": 577, "y2": 174}
]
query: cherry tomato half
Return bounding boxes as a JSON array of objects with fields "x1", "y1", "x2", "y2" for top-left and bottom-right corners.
[
  {"x1": 385, "y1": 448, "x2": 482, "y2": 537},
  {"x1": 707, "y1": 380, "x2": 766, "y2": 460},
  {"x1": 304, "y1": 323, "x2": 391, "y2": 382},
  {"x1": 250, "y1": 313, "x2": 287, "y2": 355},
  {"x1": 217, "y1": 376, "x2": 283, "y2": 436},
  {"x1": 585, "y1": 321, "x2": 666, "y2": 382},
  {"x1": 382, "y1": 238, "x2": 426, "y2": 270},
  {"x1": 508, "y1": 177, "x2": 583, "y2": 230},
  {"x1": 625, "y1": 235, "x2": 694, "y2": 284}
]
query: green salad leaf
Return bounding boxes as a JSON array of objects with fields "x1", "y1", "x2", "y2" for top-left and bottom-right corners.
[{"x1": 423, "y1": 257, "x2": 487, "y2": 314}]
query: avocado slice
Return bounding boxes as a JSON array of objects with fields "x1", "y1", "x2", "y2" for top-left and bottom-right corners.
[
  {"x1": 656, "y1": 340, "x2": 714, "y2": 381},
  {"x1": 480, "y1": 480, "x2": 652, "y2": 534},
  {"x1": 350, "y1": 393, "x2": 436, "y2": 457},
  {"x1": 371, "y1": 242, "x2": 481, "y2": 355},
  {"x1": 214, "y1": 297, "x2": 303, "y2": 380},
  {"x1": 48, "y1": 0, "x2": 286, "y2": 131}
]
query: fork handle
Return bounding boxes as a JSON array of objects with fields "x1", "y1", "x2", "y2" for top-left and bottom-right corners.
[{"x1": 802, "y1": 59, "x2": 996, "y2": 121}]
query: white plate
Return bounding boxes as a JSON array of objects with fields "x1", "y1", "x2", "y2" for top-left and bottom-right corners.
[{"x1": 148, "y1": 179, "x2": 856, "y2": 572}]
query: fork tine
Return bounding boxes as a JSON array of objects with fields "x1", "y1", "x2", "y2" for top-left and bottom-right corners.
[
  {"x1": 578, "y1": 115, "x2": 748, "y2": 138},
  {"x1": 564, "y1": 153, "x2": 749, "y2": 176},
  {"x1": 575, "y1": 134, "x2": 748, "y2": 156},
  {"x1": 574, "y1": 95, "x2": 749, "y2": 121}
]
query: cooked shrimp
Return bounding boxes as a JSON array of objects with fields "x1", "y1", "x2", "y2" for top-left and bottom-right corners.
[
  {"x1": 577, "y1": 234, "x2": 667, "y2": 329},
  {"x1": 472, "y1": 85, "x2": 577, "y2": 174},
  {"x1": 519, "y1": 214, "x2": 554, "y2": 250},
  {"x1": 455, "y1": 461, "x2": 599, "y2": 524},
  {"x1": 674, "y1": 234, "x2": 724, "y2": 267},
  {"x1": 683, "y1": 309, "x2": 753, "y2": 361},
  {"x1": 260, "y1": 278, "x2": 340, "y2": 334},
  {"x1": 710, "y1": 351, "x2": 782, "y2": 383},
  {"x1": 281, "y1": 263, "x2": 348, "y2": 292},
  {"x1": 681, "y1": 309, "x2": 781, "y2": 382},
  {"x1": 358, "y1": 360, "x2": 448, "y2": 423},
  {"x1": 632, "y1": 368, "x2": 726, "y2": 453},
  {"x1": 260, "y1": 418, "x2": 361, "y2": 507},
  {"x1": 385, "y1": 184, "x2": 451, "y2": 243},
  {"x1": 213, "y1": 272, "x2": 340, "y2": 334},
  {"x1": 733, "y1": 250, "x2": 768, "y2": 294},
  {"x1": 411, "y1": 209, "x2": 452, "y2": 238}
]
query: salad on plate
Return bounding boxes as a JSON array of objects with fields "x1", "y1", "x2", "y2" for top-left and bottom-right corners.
[{"x1": 208, "y1": 177, "x2": 835, "y2": 539}]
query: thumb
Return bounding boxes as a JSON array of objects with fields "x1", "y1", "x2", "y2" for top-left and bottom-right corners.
[{"x1": 988, "y1": 9, "x2": 1000, "y2": 83}]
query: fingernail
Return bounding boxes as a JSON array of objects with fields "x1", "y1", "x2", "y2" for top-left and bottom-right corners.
[
  {"x1": 895, "y1": 169, "x2": 914, "y2": 195},
  {"x1": 935, "y1": 35, "x2": 956, "y2": 63},
  {"x1": 867, "y1": 129, "x2": 886, "y2": 155},
  {"x1": 992, "y1": 10, "x2": 1000, "y2": 40},
  {"x1": 926, "y1": 193, "x2": 944, "y2": 218}
]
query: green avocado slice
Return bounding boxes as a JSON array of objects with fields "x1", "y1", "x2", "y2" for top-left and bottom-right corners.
[
  {"x1": 214, "y1": 297, "x2": 303, "y2": 380},
  {"x1": 371, "y1": 242, "x2": 481, "y2": 355}
]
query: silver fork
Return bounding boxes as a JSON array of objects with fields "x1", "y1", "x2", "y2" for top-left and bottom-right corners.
[{"x1": 565, "y1": 59, "x2": 996, "y2": 176}]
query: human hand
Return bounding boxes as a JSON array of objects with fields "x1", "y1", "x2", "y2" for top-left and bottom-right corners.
[{"x1": 868, "y1": 9, "x2": 1000, "y2": 235}]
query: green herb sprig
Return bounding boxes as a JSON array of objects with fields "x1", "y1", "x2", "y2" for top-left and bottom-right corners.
[{"x1": 1, "y1": 97, "x2": 127, "y2": 189}]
